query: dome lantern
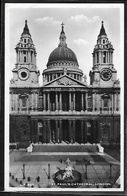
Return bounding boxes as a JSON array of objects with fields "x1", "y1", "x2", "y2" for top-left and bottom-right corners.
[{"x1": 58, "y1": 23, "x2": 67, "y2": 47}]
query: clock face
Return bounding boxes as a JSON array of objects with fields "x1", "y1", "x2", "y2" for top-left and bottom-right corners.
[
  {"x1": 100, "y1": 69, "x2": 112, "y2": 81},
  {"x1": 18, "y1": 69, "x2": 29, "y2": 81}
]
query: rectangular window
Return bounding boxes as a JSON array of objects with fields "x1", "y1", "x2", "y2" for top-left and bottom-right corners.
[
  {"x1": 24, "y1": 56, "x2": 26, "y2": 62},
  {"x1": 103, "y1": 51, "x2": 106, "y2": 63},
  {"x1": 22, "y1": 98, "x2": 26, "y2": 107},
  {"x1": 87, "y1": 97, "x2": 92, "y2": 111},
  {"x1": 38, "y1": 122, "x2": 43, "y2": 135},
  {"x1": 24, "y1": 39, "x2": 26, "y2": 43},
  {"x1": 103, "y1": 98, "x2": 109, "y2": 111},
  {"x1": 97, "y1": 52, "x2": 99, "y2": 63}
]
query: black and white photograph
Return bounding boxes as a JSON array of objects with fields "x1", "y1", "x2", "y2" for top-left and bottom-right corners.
[{"x1": 5, "y1": 3, "x2": 124, "y2": 192}]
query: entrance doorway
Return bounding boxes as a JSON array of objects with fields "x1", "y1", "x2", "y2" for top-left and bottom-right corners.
[
  {"x1": 50, "y1": 120, "x2": 56, "y2": 143},
  {"x1": 75, "y1": 120, "x2": 81, "y2": 143},
  {"x1": 62, "y1": 120, "x2": 69, "y2": 143},
  {"x1": 62, "y1": 92, "x2": 69, "y2": 111},
  {"x1": 87, "y1": 120, "x2": 93, "y2": 143}
]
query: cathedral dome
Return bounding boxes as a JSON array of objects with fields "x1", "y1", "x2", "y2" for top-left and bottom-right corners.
[
  {"x1": 46, "y1": 23, "x2": 78, "y2": 68},
  {"x1": 48, "y1": 46, "x2": 78, "y2": 65}
]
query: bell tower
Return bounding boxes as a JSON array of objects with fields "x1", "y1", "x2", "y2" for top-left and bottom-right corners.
[
  {"x1": 89, "y1": 21, "x2": 118, "y2": 87},
  {"x1": 10, "y1": 20, "x2": 40, "y2": 87}
]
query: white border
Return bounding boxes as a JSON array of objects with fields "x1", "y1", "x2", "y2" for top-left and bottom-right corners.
[{"x1": 5, "y1": 3, "x2": 124, "y2": 192}]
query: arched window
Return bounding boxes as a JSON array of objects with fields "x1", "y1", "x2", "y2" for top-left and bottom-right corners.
[
  {"x1": 19, "y1": 94, "x2": 28, "y2": 110},
  {"x1": 101, "y1": 94, "x2": 110, "y2": 111}
]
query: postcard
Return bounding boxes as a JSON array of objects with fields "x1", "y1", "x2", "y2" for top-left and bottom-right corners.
[{"x1": 5, "y1": 3, "x2": 124, "y2": 193}]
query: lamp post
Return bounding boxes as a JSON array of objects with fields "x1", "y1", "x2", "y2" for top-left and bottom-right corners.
[{"x1": 21, "y1": 164, "x2": 25, "y2": 179}]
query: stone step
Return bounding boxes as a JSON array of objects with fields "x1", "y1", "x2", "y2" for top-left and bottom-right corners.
[{"x1": 33, "y1": 144, "x2": 98, "y2": 153}]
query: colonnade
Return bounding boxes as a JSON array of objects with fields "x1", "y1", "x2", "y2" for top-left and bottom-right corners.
[
  {"x1": 16, "y1": 49, "x2": 36, "y2": 64},
  {"x1": 36, "y1": 119, "x2": 99, "y2": 144},
  {"x1": 43, "y1": 91, "x2": 87, "y2": 112},
  {"x1": 10, "y1": 91, "x2": 120, "y2": 113},
  {"x1": 93, "y1": 50, "x2": 113, "y2": 64}
]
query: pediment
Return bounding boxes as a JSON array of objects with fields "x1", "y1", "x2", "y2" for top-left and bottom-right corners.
[{"x1": 44, "y1": 75, "x2": 86, "y2": 87}]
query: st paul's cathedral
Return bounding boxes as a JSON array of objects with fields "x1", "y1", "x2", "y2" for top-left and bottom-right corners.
[{"x1": 9, "y1": 20, "x2": 120, "y2": 146}]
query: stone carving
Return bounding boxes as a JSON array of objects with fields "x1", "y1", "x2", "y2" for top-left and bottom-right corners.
[
  {"x1": 10, "y1": 79, "x2": 15, "y2": 84},
  {"x1": 83, "y1": 75, "x2": 87, "y2": 82},
  {"x1": 114, "y1": 79, "x2": 120, "y2": 85},
  {"x1": 31, "y1": 78, "x2": 37, "y2": 83},
  {"x1": 94, "y1": 79, "x2": 99, "y2": 84},
  {"x1": 57, "y1": 77, "x2": 77, "y2": 86},
  {"x1": 63, "y1": 67, "x2": 67, "y2": 75}
]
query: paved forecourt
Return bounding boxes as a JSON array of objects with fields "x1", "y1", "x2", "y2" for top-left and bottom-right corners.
[{"x1": 9, "y1": 145, "x2": 120, "y2": 188}]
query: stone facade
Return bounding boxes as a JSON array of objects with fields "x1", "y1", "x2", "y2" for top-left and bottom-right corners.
[{"x1": 9, "y1": 21, "x2": 120, "y2": 146}]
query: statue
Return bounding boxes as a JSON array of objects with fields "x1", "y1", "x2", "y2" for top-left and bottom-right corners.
[
  {"x1": 83, "y1": 75, "x2": 87, "y2": 83},
  {"x1": 62, "y1": 158, "x2": 74, "y2": 179},
  {"x1": 52, "y1": 158, "x2": 81, "y2": 187}
]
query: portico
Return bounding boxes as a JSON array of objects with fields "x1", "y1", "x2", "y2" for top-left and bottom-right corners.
[{"x1": 33, "y1": 117, "x2": 100, "y2": 144}]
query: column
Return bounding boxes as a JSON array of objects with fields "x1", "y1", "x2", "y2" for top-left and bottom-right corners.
[
  {"x1": 81, "y1": 120, "x2": 84, "y2": 143},
  {"x1": 55, "y1": 120, "x2": 58, "y2": 143},
  {"x1": 106, "y1": 51, "x2": 108, "y2": 63},
  {"x1": 43, "y1": 92, "x2": 46, "y2": 111},
  {"x1": 35, "y1": 93, "x2": 38, "y2": 110},
  {"x1": 85, "y1": 92, "x2": 88, "y2": 111},
  {"x1": 33, "y1": 92, "x2": 36, "y2": 110},
  {"x1": 28, "y1": 50, "x2": 30, "y2": 63},
  {"x1": 112, "y1": 93, "x2": 115, "y2": 113},
  {"x1": 47, "y1": 92, "x2": 50, "y2": 111},
  {"x1": 47, "y1": 119, "x2": 51, "y2": 143},
  {"x1": 98, "y1": 121, "x2": 101, "y2": 142},
  {"x1": 34, "y1": 119, "x2": 38, "y2": 142},
  {"x1": 69, "y1": 92, "x2": 71, "y2": 111},
  {"x1": 84, "y1": 120, "x2": 87, "y2": 143},
  {"x1": 15, "y1": 94, "x2": 18, "y2": 112},
  {"x1": 81, "y1": 92, "x2": 84, "y2": 111},
  {"x1": 93, "y1": 120, "x2": 96, "y2": 143},
  {"x1": 16, "y1": 51, "x2": 18, "y2": 64},
  {"x1": 101, "y1": 51, "x2": 103, "y2": 63},
  {"x1": 92, "y1": 94, "x2": 94, "y2": 111},
  {"x1": 60, "y1": 92, "x2": 62, "y2": 111},
  {"x1": 59, "y1": 120, "x2": 62, "y2": 143},
  {"x1": 94, "y1": 93, "x2": 97, "y2": 111},
  {"x1": 43, "y1": 120, "x2": 46, "y2": 143},
  {"x1": 73, "y1": 92, "x2": 75, "y2": 111},
  {"x1": 114, "y1": 94, "x2": 116, "y2": 112},
  {"x1": 19, "y1": 99, "x2": 22, "y2": 111},
  {"x1": 108, "y1": 52, "x2": 109, "y2": 63},
  {"x1": 95, "y1": 52, "x2": 97, "y2": 64},
  {"x1": 73, "y1": 120, "x2": 75, "y2": 143},
  {"x1": 30, "y1": 120, "x2": 34, "y2": 142},
  {"x1": 21, "y1": 51, "x2": 23, "y2": 63},
  {"x1": 111, "y1": 51, "x2": 113, "y2": 64},
  {"x1": 55, "y1": 92, "x2": 58, "y2": 111},
  {"x1": 12, "y1": 93, "x2": 14, "y2": 110},
  {"x1": 69, "y1": 120, "x2": 73, "y2": 144},
  {"x1": 99, "y1": 51, "x2": 101, "y2": 63}
]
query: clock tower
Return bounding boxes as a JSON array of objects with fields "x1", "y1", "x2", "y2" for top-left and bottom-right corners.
[
  {"x1": 10, "y1": 20, "x2": 40, "y2": 87},
  {"x1": 89, "y1": 21, "x2": 118, "y2": 87}
]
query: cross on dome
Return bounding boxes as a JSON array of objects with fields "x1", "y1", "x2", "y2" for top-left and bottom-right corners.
[
  {"x1": 61, "y1": 22, "x2": 65, "y2": 32},
  {"x1": 59, "y1": 22, "x2": 67, "y2": 47}
]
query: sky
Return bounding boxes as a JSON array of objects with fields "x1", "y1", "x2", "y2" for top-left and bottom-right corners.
[{"x1": 5, "y1": 3, "x2": 124, "y2": 85}]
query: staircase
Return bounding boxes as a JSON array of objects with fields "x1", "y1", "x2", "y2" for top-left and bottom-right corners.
[{"x1": 33, "y1": 143, "x2": 98, "y2": 153}]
